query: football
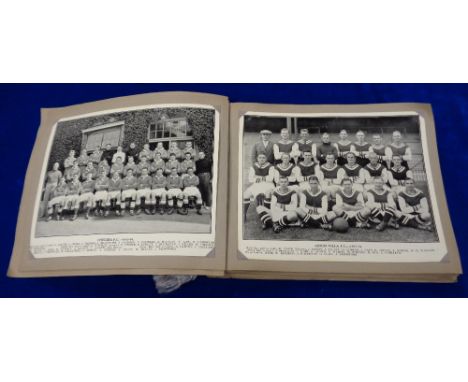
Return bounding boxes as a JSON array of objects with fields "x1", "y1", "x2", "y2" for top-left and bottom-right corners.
[{"x1": 333, "y1": 217, "x2": 349, "y2": 233}]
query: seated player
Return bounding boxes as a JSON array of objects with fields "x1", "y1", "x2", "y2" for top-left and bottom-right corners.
[
  {"x1": 81, "y1": 161, "x2": 97, "y2": 181},
  {"x1": 274, "y1": 153, "x2": 300, "y2": 190},
  {"x1": 180, "y1": 152, "x2": 197, "y2": 176},
  {"x1": 369, "y1": 134, "x2": 392, "y2": 169},
  {"x1": 297, "y1": 175, "x2": 336, "y2": 230},
  {"x1": 123, "y1": 156, "x2": 138, "y2": 175},
  {"x1": 168, "y1": 142, "x2": 183, "y2": 161},
  {"x1": 388, "y1": 155, "x2": 413, "y2": 195},
  {"x1": 66, "y1": 161, "x2": 81, "y2": 182},
  {"x1": 139, "y1": 143, "x2": 154, "y2": 162},
  {"x1": 334, "y1": 129, "x2": 354, "y2": 166},
  {"x1": 63, "y1": 174, "x2": 82, "y2": 221},
  {"x1": 271, "y1": 177, "x2": 299, "y2": 233},
  {"x1": 110, "y1": 156, "x2": 125, "y2": 177},
  {"x1": 165, "y1": 153, "x2": 181, "y2": 175},
  {"x1": 352, "y1": 130, "x2": 371, "y2": 167},
  {"x1": 89, "y1": 145, "x2": 103, "y2": 165},
  {"x1": 333, "y1": 178, "x2": 371, "y2": 228},
  {"x1": 342, "y1": 152, "x2": 365, "y2": 192},
  {"x1": 150, "y1": 168, "x2": 167, "y2": 215},
  {"x1": 94, "y1": 171, "x2": 110, "y2": 216},
  {"x1": 243, "y1": 153, "x2": 275, "y2": 227},
  {"x1": 150, "y1": 151, "x2": 166, "y2": 175},
  {"x1": 77, "y1": 149, "x2": 90, "y2": 172},
  {"x1": 273, "y1": 128, "x2": 294, "y2": 164},
  {"x1": 46, "y1": 177, "x2": 68, "y2": 221},
  {"x1": 396, "y1": 178, "x2": 432, "y2": 231},
  {"x1": 316, "y1": 153, "x2": 345, "y2": 199},
  {"x1": 388, "y1": 130, "x2": 412, "y2": 169},
  {"x1": 183, "y1": 141, "x2": 197, "y2": 160},
  {"x1": 315, "y1": 132, "x2": 338, "y2": 165},
  {"x1": 135, "y1": 167, "x2": 153, "y2": 215},
  {"x1": 296, "y1": 151, "x2": 318, "y2": 191},
  {"x1": 77, "y1": 172, "x2": 96, "y2": 219},
  {"x1": 120, "y1": 169, "x2": 138, "y2": 216},
  {"x1": 137, "y1": 157, "x2": 151, "y2": 177},
  {"x1": 364, "y1": 152, "x2": 389, "y2": 191},
  {"x1": 97, "y1": 158, "x2": 110, "y2": 177},
  {"x1": 291, "y1": 128, "x2": 315, "y2": 164},
  {"x1": 182, "y1": 167, "x2": 203, "y2": 215},
  {"x1": 63, "y1": 150, "x2": 76, "y2": 180},
  {"x1": 366, "y1": 177, "x2": 398, "y2": 231},
  {"x1": 166, "y1": 167, "x2": 185, "y2": 215},
  {"x1": 106, "y1": 171, "x2": 122, "y2": 216},
  {"x1": 154, "y1": 142, "x2": 169, "y2": 161}
]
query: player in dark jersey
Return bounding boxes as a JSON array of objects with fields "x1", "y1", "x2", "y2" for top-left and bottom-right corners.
[
  {"x1": 396, "y1": 178, "x2": 432, "y2": 231},
  {"x1": 369, "y1": 134, "x2": 392, "y2": 169},
  {"x1": 291, "y1": 128, "x2": 315, "y2": 164},
  {"x1": 334, "y1": 129, "x2": 355, "y2": 166},
  {"x1": 243, "y1": 153, "x2": 275, "y2": 228},
  {"x1": 120, "y1": 168, "x2": 138, "y2": 216},
  {"x1": 296, "y1": 175, "x2": 336, "y2": 229},
  {"x1": 273, "y1": 128, "x2": 294, "y2": 164},
  {"x1": 352, "y1": 130, "x2": 371, "y2": 167},
  {"x1": 388, "y1": 130, "x2": 412, "y2": 169},
  {"x1": 271, "y1": 177, "x2": 299, "y2": 233},
  {"x1": 46, "y1": 177, "x2": 68, "y2": 221},
  {"x1": 366, "y1": 177, "x2": 398, "y2": 231},
  {"x1": 388, "y1": 155, "x2": 413, "y2": 195},
  {"x1": 317, "y1": 153, "x2": 345, "y2": 199},
  {"x1": 342, "y1": 152, "x2": 365, "y2": 192},
  {"x1": 364, "y1": 152, "x2": 389, "y2": 191},
  {"x1": 296, "y1": 151, "x2": 318, "y2": 191},
  {"x1": 150, "y1": 168, "x2": 167, "y2": 215},
  {"x1": 77, "y1": 172, "x2": 96, "y2": 219},
  {"x1": 333, "y1": 177, "x2": 371, "y2": 228},
  {"x1": 64, "y1": 174, "x2": 82, "y2": 221},
  {"x1": 315, "y1": 133, "x2": 338, "y2": 165},
  {"x1": 107, "y1": 171, "x2": 122, "y2": 216},
  {"x1": 135, "y1": 167, "x2": 153, "y2": 215},
  {"x1": 274, "y1": 153, "x2": 300, "y2": 190}
]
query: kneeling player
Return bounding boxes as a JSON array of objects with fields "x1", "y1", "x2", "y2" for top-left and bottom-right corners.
[
  {"x1": 136, "y1": 167, "x2": 153, "y2": 215},
  {"x1": 77, "y1": 172, "x2": 96, "y2": 219},
  {"x1": 94, "y1": 172, "x2": 110, "y2": 216},
  {"x1": 396, "y1": 178, "x2": 432, "y2": 231},
  {"x1": 366, "y1": 177, "x2": 398, "y2": 231},
  {"x1": 296, "y1": 176, "x2": 336, "y2": 230},
  {"x1": 333, "y1": 178, "x2": 371, "y2": 228},
  {"x1": 120, "y1": 169, "x2": 138, "y2": 216},
  {"x1": 271, "y1": 177, "x2": 299, "y2": 233},
  {"x1": 182, "y1": 167, "x2": 203, "y2": 215},
  {"x1": 150, "y1": 168, "x2": 167, "y2": 215},
  {"x1": 46, "y1": 177, "x2": 68, "y2": 221}
]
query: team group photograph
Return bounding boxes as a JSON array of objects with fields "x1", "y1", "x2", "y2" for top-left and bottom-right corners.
[
  {"x1": 242, "y1": 115, "x2": 439, "y2": 243},
  {"x1": 35, "y1": 107, "x2": 216, "y2": 237}
]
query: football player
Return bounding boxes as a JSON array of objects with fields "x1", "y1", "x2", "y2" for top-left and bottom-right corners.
[
  {"x1": 150, "y1": 168, "x2": 167, "y2": 215},
  {"x1": 274, "y1": 153, "x2": 300, "y2": 189},
  {"x1": 110, "y1": 156, "x2": 125, "y2": 177},
  {"x1": 46, "y1": 177, "x2": 68, "y2": 221},
  {"x1": 112, "y1": 146, "x2": 126, "y2": 164},
  {"x1": 89, "y1": 145, "x2": 103, "y2": 165},
  {"x1": 183, "y1": 141, "x2": 197, "y2": 159},
  {"x1": 94, "y1": 171, "x2": 110, "y2": 216},
  {"x1": 76, "y1": 149, "x2": 90, "y2": 172},
  {"x1": 43, "y1": 162, "x2": 62, "y2": 207},
  {"x1": 135, "y1": 167, "x2": 153, "y2": 215},
  {"x1": 369, "y1": 134, "x2": 392, "y2": 169},
  {"x1": 334, "y1": 129, "x2": 354, "y2": 166},
  {"x1": 180, "y1": 152, "x2": 197, "y2": 176},
  {"x1": 296, "y1": 151, "x2": 318, "y2": 191},
  {"x1": 291, "y1": 128, "x2": 315, "y2": 164},
  {"x1": 154, "y1": 142, "x2": 169, "y2": 161},
  {"x1": 66, "y1": 161, "x2": 81, "y2": 182},
  {"x1": 106, "y1": 171, "x2": 122, "y2": 216},
  {"x1": 316, "y1": 153, "x2": 345, "y2": 199},
  {"x1": 150, "y1": 151, "x2": 166, "y2": 175},
  {"x1": 315, "y1": 132, "x2": 338, "y2": 165},
  {"x1": 333, "y1": 177, "x2": 371, "y2": 228},
  {"x1": 63, "y1": 150, "x2": 76, "y2": 180},
  {"x1": 273, "y1": 128, "x2": 294, "y2": 163},
  {"x1": 120, "y1": 168, "x2": 138, "y2": 216},
  {"x1": 123, "y1": 156, "x2": 138, "y2": 176},
  {"x1": 352, "y1": 130, "x2": 371, "y2": 167},
  {"x1": 366, "y1": 177, "x2": 398, "y2": 231},
  {"x1": 396, "y1": 178, "x2": 432, "y2": 231},
  {"x1": 137, "y1": 157, "x2": 151, "y2": 177},
  {"x1": 165, "y1": 153, "x2": 181, "y2": 175},
  {"x1": 342, "y1": 152, "x2": 365, "y2": 192},
  {"x1": 97, "y1": 158, "x2": 110, "y2": 177},
  {"x1": 296, "y1": 175, "x2": 336, "y2": 229},
  {"x1": 168, "y1": 142, "x2": 183, "y2": 161},
  {"x1": 138, "y1": 143, "x2": 154, "y2": 162},
  {"x1": 64, "y1": 174, "x2": 82, "y2": 221},
  {"x1": 182, "y1": 167, "x2": 203, "y2": 215},
  {"x1": 388, "y1": 155, "x2": 413, "y2": 195},
  {"x1": 271, "y1": 177, "x2": 299, "y2": 233},
  {"x1": 78, "y1": 172, "x2": 96, "y2": 219},
  {"x1": 388, "y1": 130, "x2": 412, "y2": 169},
  {"x1": 166, "y1": 167, "x2": 185, "y2": 215},
  {"x1": 81, "y1": 161, "x2": 97, "y2": 181},
  {"x1": 364, "y1": 152, "x2": 389, "y2": 191}
]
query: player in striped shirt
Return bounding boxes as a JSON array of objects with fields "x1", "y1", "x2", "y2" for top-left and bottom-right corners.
[
  {"x1": 120, "y1": 169, "x2": 138, "y2": 216},
  {"x1": 273, "y1": 128, "x2": 294, "y2": 163},
  {"x1": 342, "y1": 152, "x2": 366, "y2": 192},
  {"x1": 150, "y1": 168, "x2": 167, "y2": 215},
  {"x1": 388, "y1": 130, "x2": 412, "y2": 169},
  {"x1": 135, "y1": 167, "x2": 153, "y2": 215},
  {"x1": 64, "y1": 174, "x2": 82, "y2": 221},
  {"x1": 297, "y1": 175, "x2": 336, "y2": 229},
  {"x1": 182, "y1": 167, "x2": 203, "y2": 215},
  {"x1": 388, "y1": 155, "x2": 413, "y2": 195},
  {"x1": 271, "y1": 177, "x2": 299, "y2": 233},
  {"x1": 369, "y1": 134, "x2": 392, "y2": 169},
  {"x1": 334, "y1": 129, "x2": 354, "y2": 166},
  {"x1": 291, "y1": 128, "x2": 315, "y2": 164},
  {"x1": 46, "y1": 177, "x2": 68, "y2": 221},
  {"x1": 317, "y1": 153, "x2": 345, "y2": 199},
  {"x1": 77, "y1": 172, "x2": 96, "y2": 219},
  {"x1": 106, "y1": 171, "x2": 122, "y2": 216},
  {"x1": 94, "y1": 171, "x2": 110, "y2": 216},
  {"x1": 296, "y1": 151, "x2": 318, "y2": 191},
  {"x1": 396, "y1": 178, "x2": 432, "y2": 231},
  {"x1": 273, "y1": 153, "x2": 300, "y2": 190},
  {"x1": 166, "y1": 167, "x2": 185, "y2": 215},
  {"x1": 364, "y1": 152, "x2": 389, "y2": 191},
  {"x1": 352, "y1": 130, "x2": 371, "y2": 167},
  {"x1": 333, "y1": 177, "x2": 371, "y2": 228},
  {"x1": 366, "y1": 177, "x2": 398, "y2": 231}
]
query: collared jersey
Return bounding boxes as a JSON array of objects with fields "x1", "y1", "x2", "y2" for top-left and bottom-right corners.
[
  {"x1": 182, "y1": 174, "x2": 199, "y2": 188},
  {"x1": 108, "y1": 178, "x2": 122, "y2": 192},
  {"x1": 121, "y1": 176, "x2": 138, "y2": 190},
  {"x1": 273, "y1": 188, "x2": 295, "y2": 205},
  {"x1": 398, "y1": 189, "x2": 425, "y2": 207},
  {"x1": 81, "y1": 180, "x2": 95, "y2": 193},
  {"x1": 303, "y1": 189, "x2": 326, "y2": 208},
  {"x1": 368, "y1": 189, "x2": 390, "y2": 203},
  {"x1": 94, "y1": 177, "x2": 110, "y2": 191},
  {"x1": 167, "y1": 175, "x2": 182, "y2": 189},
  {"x1": 320, "y1": 164, "x2": 340, "y2": 179},
  {"x1": 137, "y1": 175, "x2": 153, "y2": 189},
  {"x1": 337, "y1": 189, "x2": 360, "y2": 205},
  {"x1": 152, "y1": 175, "x2": 167, "y2": 189}
]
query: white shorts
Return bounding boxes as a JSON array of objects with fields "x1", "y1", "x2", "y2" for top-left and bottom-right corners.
[
  {"x1": 107, "y1": 190, "x2": 121, "y2": 201},
  {"x1": 136, "y1": 188, "x2": 151, "y2": 200},
  {"x1": 151, "y1": 188, "x2": 167, "y2": 199},
  {"x1": 64, "y1": 194, "x2": 79, "y2": 207},
  {"x1": 271, "y1": 206, "x2": 289, "y2": 222},
  {"x1": 78, "y1": 192, "x2": 95, "y2": 204},
  {"x1": 244, "y1": 182, "x2": 275, "y2": 199},
  {"x1": 298, "y1": 206, "x2": 325, "y2": 218},
  {"x1": 183, "y1": 186, "x2": 202, "y2": 199},
  {"x1": 167, "y1": 188, "x2": 183, "y2": 199},
  {"x1": 48, "y1": 195, "x2": 65, "y2": 208},
  {"x1": 94, "y1": 190, "x2": 109, "y2": 202},
  {"x1": 121, "y1": 189, "x2": 137, "y2": 200}
]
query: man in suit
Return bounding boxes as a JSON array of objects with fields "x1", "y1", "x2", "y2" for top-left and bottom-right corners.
[{"x1": 251, "y1": 129, "x2": 275, "y2": 165}]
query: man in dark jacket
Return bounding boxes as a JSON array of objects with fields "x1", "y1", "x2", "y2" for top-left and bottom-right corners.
[
  {"x1": 251, "y1": 129, "x2": 275, "y2": 165},
  {"x1": 195, "y1": 151, "x2": 212, "y2": 208}
]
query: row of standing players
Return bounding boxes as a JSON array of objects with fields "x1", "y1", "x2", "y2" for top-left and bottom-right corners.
[{"x1": 244, "y1": 151, "x2": 433, "y2": 233}]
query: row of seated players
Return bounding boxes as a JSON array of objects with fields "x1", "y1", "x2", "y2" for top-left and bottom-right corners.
[
  {"x1": 61, "y1": 150, "x2": 199, "y2": 182},
  {"x1": 244, "y1": 175, "x2": 433, "y2": 233},
  {"x1": 246, "y1": 151, "x2": 415, "y2": 200},
  {"x1": 45, "y1": 167, "x2": 204, "y2": 221}
]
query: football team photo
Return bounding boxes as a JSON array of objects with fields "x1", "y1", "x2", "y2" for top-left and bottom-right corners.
[
  {"x1": 241, "y1": 113, "x2": 439, "y2": 243},
  {"x1": 34, "y1": 105, "x2": 217, "y2": 237}
]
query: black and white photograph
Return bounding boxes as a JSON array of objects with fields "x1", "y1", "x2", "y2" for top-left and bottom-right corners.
[
  {"x1": 241, "y1": 113, "x2": 439, "y2": 243},
  {"x1": 34, "y1": 106, "x2": 216, "y2": 238}
]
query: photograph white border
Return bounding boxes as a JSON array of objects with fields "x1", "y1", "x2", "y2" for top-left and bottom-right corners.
[
  {"x1": 238, "y1": 111, "x2": 447, "y2": 263},
  {"x1": 30, "y1": 103, "x2": 220, "y2": 258}
]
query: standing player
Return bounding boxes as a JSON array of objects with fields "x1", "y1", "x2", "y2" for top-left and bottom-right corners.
[
  {"x1": 243, "y1": 153, "x2": 275, "y2": 226},
  {"x1": 179, "y1": 152, "x2": 197, "y2": 176},
  {"x1": 342, "y1": 152, "x2": 365, "y2": 192},
  {"x1": 76, "y1": 149, "x2": 90, "y2": 173},
  {"x1": 123, "y1": 156, "x2": 138, "y2": 176},
  {"x1": 364, "y1": 152, "x2": 389, "y2": 191},
  {"x1": 154, "y1": 142, "x2": 169, "y2": 161},
  {"x1": 94, "y1": 171, "x2": 110, "y2": 216},
  {"x1": 296, "y1": 175, "x2": 336, "y2": 229},
  {"x1": 138, "y1": 143, "x2": 154, "y2": 162},
  {"x1": 168, "y1": 142, "x2": 183, "y2": 161},
  {"x1": 89, "y1": 145, "x2": 103, "y2": 165},
  {"x1": 97, "y1": 158, "x2": 110, "y2": 177},
  {"x1": 182, "y1": 167, "x2": 203, "y2": 215},
  {"x1": 352, "y1": 130, "x2": 371, "y2": 167},
  {"x1": 66, "y1": 161, "x2": 81, "y2": 182},
  {"x1": 77, "y1": 172, "x2": 96, "y2": 219},
  {"x1": 274, "y1": 153, "x2": 300, "y2": 189},
  {"x1": 183, "y1": 141, "x2": 197, "y2": 159},
  {"x1": 388, "y1": 130, "x2": 412, "y2": 169},
  {"x1": 369, "y1": 134, "x2": 392, "y2": 169},
  {"x1": 387, "y1": 155, "x2": 413, "y2": 195},
  {"x1": 81, "y1": 161, "x2": 97, "y2": 181},
  {"x1": 334, "y1": 129, "x2": 354, "y2": 166},
  {"x1": 63, "y1": 150, "x2": 76, "y2": 180},
  {"x1": 63, "y1": 174, "x2": 82, "y2": 221},
  {"x1": 296, "y1": 151, "x2": 318, "y2": 191},
  {"x1": 166, "y1": 167, "x2": 185, "y2": 215},
  {"x1": 333, "y1": 178, "x2": 371, "y2": 228},
  {"x1": 273, "y1": 128, "x2": 294, "y2": 163},
  {"x1": 316, "y1": 153, "x2": 345, "y2": 199},
  {"x1": 165, "y1": 153, "x2": 181, "y2": 175},
  {"x1": 112, "y1": 146, "x2": 126, "y2": 164},
  {"x1": 150, "y1": 168, "x2": 167, "y2": 215},
  {"x1": 46, "y1": 177, "x2": 68, "y2": 221},
  {"x1": 120, "y1": 168, "x2": 138, "y2": 216},
  {"x1": 270, "y1": 177, "x2": 299, "y2": 233},
  {"x1": 366, "y1": 177, "x2": 398, "y2": 231},
  {"x1": 106, "y1": 171, "x2": 122, "y2": 216},
  {"x1": 396, "y1": 178, "x2": 433, "y2": 231},
  {"x1": 315, "y1": 133, "x2": 338, "y2": 165},
  {"x1": 291, "y1": 128, "x2": 315, "y2": 164},
  {"x1": 43, "y1": 162, "x2": 62, "y2": 210},
  {"x1": 110, "y1": 156, "x2": 125, "y2": 177},
  {"x1": 135, "y1": 167, "x2": 153, "y2": 215}
]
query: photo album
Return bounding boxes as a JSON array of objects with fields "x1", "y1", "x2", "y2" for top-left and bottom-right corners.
[{"x1": 8, "y1": 92, "x2": 462, "y2": 282}]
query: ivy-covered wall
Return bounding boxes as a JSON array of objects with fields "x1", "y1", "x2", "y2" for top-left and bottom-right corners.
[{"x1": 47, "y1": 108, "x2": 215, "y2": 171}]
